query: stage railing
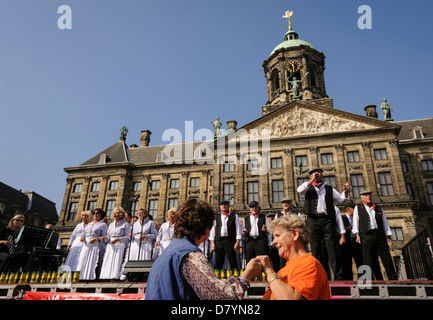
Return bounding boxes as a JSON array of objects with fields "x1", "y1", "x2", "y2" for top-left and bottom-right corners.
[{"x1": 401, "y1": 228, "x2": 433, "y2": 280}]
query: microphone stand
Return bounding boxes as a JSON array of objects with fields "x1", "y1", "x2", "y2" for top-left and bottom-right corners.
[{"x1": 137, "y1": 213, "x2": 146, "y2": 260}]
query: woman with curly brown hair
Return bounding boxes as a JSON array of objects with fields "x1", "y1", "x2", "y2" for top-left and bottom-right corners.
[{"x1": 145, "y1": 199, "x2": 262, "y2": 300}]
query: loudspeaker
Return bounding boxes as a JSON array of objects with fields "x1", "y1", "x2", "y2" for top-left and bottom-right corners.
[{"x1": 123, "y1": 260, "x2": 154, "y2": 282}]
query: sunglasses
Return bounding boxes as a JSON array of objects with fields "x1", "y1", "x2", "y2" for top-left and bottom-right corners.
[{"x1": 14, "y1": 219, "x2": 23, "y2": 222}]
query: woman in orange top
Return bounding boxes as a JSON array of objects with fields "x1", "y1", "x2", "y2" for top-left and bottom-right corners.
[{"x1": 259, "y1": 215, "x2": 330, "y2": 300}]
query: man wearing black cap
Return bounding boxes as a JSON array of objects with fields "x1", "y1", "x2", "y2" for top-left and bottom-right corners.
[
  {"x1": 276, "y1": 198, "x2": 302, "y2": 220},
  {"x1": 352, "y1": 190, "x2": 397, "y2": 280},
  {"x1": 209, "y1": 200, "x2": 241, "y2": 271},
  {"x1": 340, "y1": 203, "x2": 364, "y2": 280},
  {"x1": 242, "y1": 201, "x2": 272, "y2": 263},
  {"x1": 297, "y1": 167, "x2": 351, "y2": 280}
]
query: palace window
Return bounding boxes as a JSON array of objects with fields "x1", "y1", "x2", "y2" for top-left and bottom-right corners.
[
  {"x1": 224, "y1": 162, "x2": 235, "y2": 172},
  {"x1": 347, "y1": 151, "x2": 360, "y2": 163},
  {"x1": 132, "y1": 182, "x2": 141, "y2": 192},
  {"x1": 421, "y1": 160, "x2": 433, "y2": 171},
  {"x1": 148, "y1": 199, "x2": 158, "y2": 219},
  {"x1": 247, "y1": 159, "x2": 259, "y2": 171},
  {"x1": 350, "y1": 174, "x2": 365, "y2": 198},
  {"x1": 427, "y1": 183, "x2": 433, "y2": 205},
  {"x1": 378, "y1": 172, "x2": 394, "y2": 196},
  {"x1": 151, "y1": 180, "x2": 160, "y2": 190},
  {"x1": 391, "y1": 227, "x2": 404, "y2": 241},
  {"x1": 271, "y1": 157, "x2": 282, "y2": 169},
  {"x1": 168, "y1": 198, "x2": 178, "y2": 209},
  {"x1": 170, "y1": 179, "x2": 179, "y2": 189},
  {"x1": 73, "y1": 183, "x2": 82, "y2": 193},
  {"x1": 247, "y1": 181, "x2": 259, "y2": 204},
  {"x1": 223, "y1": 183, "x2": 235, "y2": 205},
  {"x1": 109, "y1": 181, "x2": 118, "y2": 191},
  {"x1": 106, "y1": 200, "x2": 116, "y2": 219},
  {"x1": 295, "y1": 155, "x2": 307, "y2": 167},
  {"x1": 190, "y1": 177, "x2": 200, "y2": 188},
  {"x1": 374, "y1": 148, "x2": 387, "y2": 160},
  {"x1": 323, "y1": 176, "x2": 336, "y2": 188},
  {"x1": 87, "y1": 201, "x2": 97, "y2": 212},
  {"x1": 321, "y1": 153, "x2": 333, "y2": 165},
  {"x1": 272, "y1": 180, "x2": 284, "y2": 203},
  {"x1": 91, "y1": 182, "x2": 100, "y2": 192},
  {"x1": 67, "y1": 202, "x2": 78, "y2": 222},
  {"x1": 401, "y1": 161, "x2": 408, "y2": 173}
]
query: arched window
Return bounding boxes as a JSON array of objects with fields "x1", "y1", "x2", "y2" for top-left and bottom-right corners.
[{"x1": 271, "y1": 69, "x2": 280, "y2": 92}]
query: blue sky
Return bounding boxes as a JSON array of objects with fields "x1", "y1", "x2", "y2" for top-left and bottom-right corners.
[{"x1": 0, "y1": 0, "x2": 432, "y2": 216}]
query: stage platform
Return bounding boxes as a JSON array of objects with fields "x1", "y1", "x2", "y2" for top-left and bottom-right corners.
[{"x1": 2, "y1": 280, "x2": 433, "y2": 300}]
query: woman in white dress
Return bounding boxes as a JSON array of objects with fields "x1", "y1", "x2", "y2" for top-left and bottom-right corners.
[
  {"x1": 63, "y1": 211, "x2": 90, "y2": 271},
  {"x1": 153, "y1": 208, "x2": 175, "y2": 259},
  {"x1": 99, "y1": 207, "x2": 131, "y2": 280},
  {"x1": 76, "y1": 208, "x2": 108, "y2": 281},
  {"x1": 127, "y1": 208, "x2": 157, "y2": 261}
]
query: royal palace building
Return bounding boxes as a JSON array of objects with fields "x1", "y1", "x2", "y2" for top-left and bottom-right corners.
[{"x1": 56, "y1": 17, "x2": 433, "y2": 274}]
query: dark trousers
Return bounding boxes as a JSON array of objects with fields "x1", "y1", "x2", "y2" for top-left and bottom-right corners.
[
  {"x1": 214, "y1": 237, "x2": 238, "y2": 270},
  {"x1": 245, "y1": 238, "x2": 268, "y2": 264},
  {"x1": 339, "y1": 240, "x2": 364, "y2": 280},
  {"x1": 360, "y1": 230, "x2": 397, "y2": 280},
  {"x1": 307, "y1": 215, "x2": 343, "y2": 280}
]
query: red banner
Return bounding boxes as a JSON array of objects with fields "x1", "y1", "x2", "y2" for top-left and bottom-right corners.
[{"x1": 23, "y1": 291, "x2": 145, "y2": 300}]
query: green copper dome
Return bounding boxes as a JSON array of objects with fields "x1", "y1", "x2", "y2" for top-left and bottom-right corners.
[{"x1": 269, "y1": 29, "x2": 314, "y2": 56}]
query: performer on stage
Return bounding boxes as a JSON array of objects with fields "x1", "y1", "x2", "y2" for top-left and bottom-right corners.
[
  {"x1": 209, "y1": 200, "x2": 242, "y2": 271},
  {"x1": 99, "y1": 207, "x2": 131, "y2": 280},
  {"x1": 297, "y1": 168, "x2": 351, "y2": 280},
  {"x1": 63, "y1": 211, "x2": 90, "y2": 271},
  {"x1": 352, "y1": 190, "x2": 397, "y2": 280},
  {"x1": 127, "y1": 208, "x2": 157, "y2": 261},
  {"x1": 153, "y1": 208, "x2": 176, "y2": 260},
  {"x1": 242, "y1": 201, "x2": 272, "y2": 264},
  {"x1": 76, "y1": 208, "x2": 107, "y2": 281},
  {"x1": 0, "y1": 214, "x2": 24, "y2": 273}
]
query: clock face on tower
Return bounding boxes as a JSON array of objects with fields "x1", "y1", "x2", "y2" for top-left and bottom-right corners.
[{"x1": 286, "y1": 60, "x2": 301, "y2": 73}]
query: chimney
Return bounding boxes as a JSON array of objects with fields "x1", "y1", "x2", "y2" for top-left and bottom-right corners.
[
  {"x1": 226, "y1": 120, "x2": 237, "y2": 134},
  {"x1": 364, "y1": 105, "x2": 378, "y2": 118},
  {"x1": 140, "y1": 130, "x2": 152, "y2": 147}
]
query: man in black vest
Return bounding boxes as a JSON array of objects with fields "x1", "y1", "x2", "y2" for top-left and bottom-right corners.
[
  {"x1": 352, "y1": 190, "x2": 397, "y2": 280},
  {"x1": 340, "y1": 203, "x2": 364, "y2": 280},
  {"x1": 210, "y1": 200, "x2": 241, "y2": 271},
  {"x1": 276, "y1": 198, "x2": 303, "y2": 220},
  {"x1": 297, "y1": 168, "x2": 351, "y2": 280},
  {"x1": 242, "y1": 201, "x2": 271, "y2": 264}
]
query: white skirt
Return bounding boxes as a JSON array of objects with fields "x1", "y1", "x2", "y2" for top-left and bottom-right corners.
[
  {"x1": 99, "y1": 243, "x2": 126, "y2": 279},
  {"x1": 127, "y1": 239, "x2": 152, "y2": 261},
  {"x1": 63, "y1": 237, "x2": 84, "y2": 271},
  {"x1": 76, "y1": 241, "x2": 100, "y2": 280}
]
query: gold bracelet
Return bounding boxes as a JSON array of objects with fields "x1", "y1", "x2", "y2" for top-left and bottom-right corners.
[{"x1": 268, "y1": 274, "x2": 280, "y2": 285}]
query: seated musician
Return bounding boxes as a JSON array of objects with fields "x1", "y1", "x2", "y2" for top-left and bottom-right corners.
[{"x1": 0, "y1": 215, "x2": 25, "y2": 273}]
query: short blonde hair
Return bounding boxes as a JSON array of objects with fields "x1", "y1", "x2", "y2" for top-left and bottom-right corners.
[
  {"x1": 269, "y1": 215, "x2": 311, "y2": 245},
  {"x1": 113, "y1": 207, "x2": 125, "y2": 219}
]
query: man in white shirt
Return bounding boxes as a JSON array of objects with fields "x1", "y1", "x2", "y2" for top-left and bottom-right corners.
[
  {"x1": 242, "y1": 201, "x2": 273, "y2": 264},
  {"x1": 297, "y1": 167, "x2": 351, "y2": 281},
  {"x1": 352, "y1": 190, "x2": 397, "y2": 280},
  {"x1": 210, "y1": 200, "x2": 242, "y2": 271}
]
